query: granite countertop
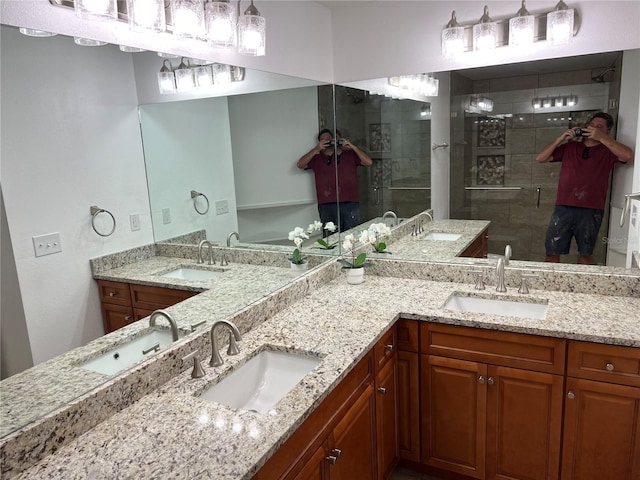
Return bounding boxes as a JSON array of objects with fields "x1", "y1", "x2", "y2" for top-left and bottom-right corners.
[{"x1": 12, "y1": 271, "x2": 640, "y2": 479}]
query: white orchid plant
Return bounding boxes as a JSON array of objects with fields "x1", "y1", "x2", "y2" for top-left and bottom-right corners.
[
  {"x1": 338, "y1": 222, "x2": 392, "y2": 269},
  {"x1": 316, "y1": 221, "x2": 338, "y2": 249},
  {"x1": 288, "y1": 220, "x2": 323, "y2": 264}
]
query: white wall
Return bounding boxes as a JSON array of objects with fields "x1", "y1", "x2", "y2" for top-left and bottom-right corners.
[
  {"x1": 140, "y1": 98, "x2": 239, "y2": 243},
  {"x1": 0, "y1": 26, "x2": 152, "y2": 364}
]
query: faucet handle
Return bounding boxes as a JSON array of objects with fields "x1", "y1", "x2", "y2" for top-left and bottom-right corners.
[
  {"x1": 182, "y1": 351, "x2": 206, "y2": 379},
  {"x1": 227, "y1": 333, "x2": 240, "y2": 356},
  {"x1": 220, "y1": 253, "x2": 229, "y2": 267},
  {"x1": 190, "y1": 320, "x2": 207, "y2": 332},
  {"x1": 518, "y1": 274, "x2": 538, "y2": 294},
  {"x1": 470, "y1": 270, "x2": 486, "y2": 290}
]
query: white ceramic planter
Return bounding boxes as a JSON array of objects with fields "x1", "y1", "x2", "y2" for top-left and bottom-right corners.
[
  {"x1": 290, "y1": 261, "x2": 309, "y2": 272},
  {"x1": 345, "y1": 267, "x2": 365, "y2": 285}
]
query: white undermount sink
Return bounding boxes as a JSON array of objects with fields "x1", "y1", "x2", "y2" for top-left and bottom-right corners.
[
  {"x1": 444, "y1": 292, "x2": 548, "y2": 320},
  {"x1": 199, "y1": 350, "x2": 321, "y2": 413},
  {"x1": 424, "y1": 232, "x2": 462, "y2": 241},
  {"x1": 162, "y1": 267, "x2": 223, "y2": 281},
  {"x1": 79, "y1": 329, "x2": 179, "y2": 376}
]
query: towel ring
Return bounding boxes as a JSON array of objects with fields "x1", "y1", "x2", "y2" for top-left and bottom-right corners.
[
  {"x1": 191, "y1": 190, "x2": 210, "y2": 215},
  {"x1": 90, "y1": 206, "x2": 116, "y2": 237}
]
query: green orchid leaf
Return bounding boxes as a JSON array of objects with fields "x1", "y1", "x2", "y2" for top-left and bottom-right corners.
[
  {"x1": 353, "y1": 252, "x2": 368, "y2": 268},
  {"x1": 376, "y1": 242, "x2": 387, "y2": 252},
  {"x1": 316, "y1": 238, "x2": 329, "y2": 248}
]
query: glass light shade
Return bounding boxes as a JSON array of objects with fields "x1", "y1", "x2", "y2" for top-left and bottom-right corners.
[
  {"x1": 509, "y1": 15, "x2": 535, "y2": 46},
  {"x1": 532, "y1": 98, "x2": 542, "y2": 109},
  {"x1": 74, "y1": 37, "x2": 108, "y2": 46},
  {"x1": 157, "y1": 52, "x2": 180, "y2": 58},
  {"x1": 542, "y1": 98, "x2": 552, "y2": 108},
  {"x1": 175, "y1": 66, "x2": 196, "y2": 91},
  {"x1": 74, "y1": 0, "x2": 117, "y2": 20},
  {"x1": 194, "y1": 65, "x2": 214, "y2": 87},
  {"x1": 478, "y1": 97, "x2": 493, "y2": 112},
  {"x1": 127, "y1": 0, "x2": 166, "y2": 33},
  {"x1": 554, "y1": 96, "x2": 564, "y2": 107},
  {"x1": 442, "y1": 26, "x2": 465, "y2": 58},
  {"x1": 19, "y1": 28, "x2": 57, "y2": 37},
  {"x1": 238, "y1": 14, "x2": 266, "y2": 56},
  {"x1": 205, "y1": 1, "x2": 237, "y2": 48},
  {"x1": 172, "y1": 0, "x2": 205, "y2": 39},
  {"x1": 119, "y1": 45, "x2": 146, "y2": 53},
  {"x1": 157, "y1": 61, "x2": 176, "y2": 94},
  {"x1": 547, "y1": 8, "x2": 574, "y2": 45},
  {"x1": 566, "y1": 95, "x2": 578, "y2": 106},
  {"x1": 212, "y1": 63, "x2": 232, "y2": 84},
  {"x1": 473, "y1": 22, "x2": 497, "y2": 51}
]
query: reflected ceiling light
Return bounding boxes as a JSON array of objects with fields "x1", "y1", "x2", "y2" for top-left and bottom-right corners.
[
  {"x1": 566, "y1": 95, "x2": 578, "y2": 106},
  {"x1": 74, "y1": 0, "x2": 117, "y2": 20},
  {"x1": 547, "y1": 0, "x2": 574, "y2": 45},
  {"x1": 19, "y1": 28, "x2": 57, "y2": 37},
  {"x1": 212, "y1": 63, "x2": 232, "y2": 84},
  {"x1": 542, "y1": 97, "x2": 552, "y2": 108},
  {"x1": 509, "y1": 0, "x2": 535, "y2": 47},
  {"x1": 175, "y1": 57, "x2": 197, "y2": 91},
  {"x1": 532, "y1": 98, "x2": 542, "y2": 109},
  {"x1": 206, "y1": 0, "x2": 237, "y2": 48},
  {"x1": 73, "y1": 37, "x2": 108, "y2": 46},
  {"x1": 442, "y1": 11, "x2": 465, "y2": 58},
  {"x1": 172, "y1": 0, "x2": 205, "y2": 39},
  {"x1": 238, "y1": 0, "x2": 266, "y2": 56},
  {"x1": 388, "y1": 73, "x2": 438, "y2": 97},
  {"x1": 194, "y1": 64, "x2": 214, "y2": 87},
  {"x1": 127, "y1": 0, "x2": 166, "y2": 33},
  {"x1": 157, "y1": 59, "x2": 176, "y2": 94},
  {"x1": 554, "y1": 95, "x2": 564, "y2": 107},
  {"x1": 466, "y1": 94, "x2": 493, "y2": 113},
  {"x1": 532, "y1": 95, "x2": 578, "y2": 109},
  {"x1": 119, "y1": 45, "x2": 146, "y2": 52},
  {"x1": 473, "y1": 5, "x2": 497, "y2": 52}
]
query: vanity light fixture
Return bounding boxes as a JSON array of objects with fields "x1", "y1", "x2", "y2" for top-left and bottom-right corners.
[
  {"x1": 509, "y1": 0, "x2": 535, "y2": 47},
  {"x1": 466, "y1": 94, "x2": 494, "y2": 113},
  {"x1": 119, "y1": 45, "x2": 146, "y2": 52},
  {"x1": 547, "y1": 0, "x2": 574, "y2": 45},
  {"x1": 238, "y1": 0, "x2": 266, "y2": 56},
  {"x1": 18, "y1": 28, "x2": 57, "y2": 37},
  {"x1": 473, "y1": 5, "x2": 497, "y2": 52},
  {"x1": 127, "y1": 0, "x2": 166, "y2": 33},
  {"x1": 74, "y1": 0, "x2": 117, "y2": 20},
  {"x1": 532, "y1": 95, "x2": 578, "y2": 109},
  {"x1": 157, "y1": 59, "x2": 177, "y2": 94},
  {"x1": 172, "y1": 0, "x2": 206, "y2": 39},
  {"x1": 205, "y1": 0, "x2": 237, "y2": 48},
  {"x1": 388, "y1": 73, "x2": 439, "y2": 97},
  {"x1": 175, "y1": 57, "x2": 197, "y2": 91},
  {"x1": 73, "y1": 37, "x2": 108, "y2": 46},
  {"x1": 441, "y1": 11, "x2": 465, "y2": 58}
]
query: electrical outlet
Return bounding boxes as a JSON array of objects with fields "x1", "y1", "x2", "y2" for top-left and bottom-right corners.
[
  {"x1": 162, "y1": 208, "x2": 171, "y2": 224},
  {"x1": 215, "y1": 200, "x2": 229, "y2": 215},
  {"x1": 33, "y1": 233, "x2": 62, "y2": 257},
  {"x1": 129, "y1": 214, "x2": 141, "y2": 232}
]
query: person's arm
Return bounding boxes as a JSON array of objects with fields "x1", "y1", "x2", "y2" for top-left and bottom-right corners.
[
  {"x1": 342, "y1": 139, "x2": 373, "y2": 166},
  {"x1": 297, "y1": 142, "x2": 325, "y2": 169},
  {"x1": 535, "y1": 129, "x2": 574, "y2": 163},
  {"x1": 587, "y1": 127, "x2": 634, "y2": 163}
]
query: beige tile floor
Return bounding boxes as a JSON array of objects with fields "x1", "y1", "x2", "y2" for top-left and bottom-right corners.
[{"x1": 390, "y1": 467, "x2": 443, "y2": 480}]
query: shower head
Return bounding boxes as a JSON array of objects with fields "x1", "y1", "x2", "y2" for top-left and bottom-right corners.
[{"x1": 591, "y1": 66, "x2": 616, "y2": 83}]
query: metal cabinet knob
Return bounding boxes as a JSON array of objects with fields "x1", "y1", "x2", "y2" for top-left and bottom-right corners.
[
  {"x1": 606, "y1": 363, "x2": 614, "y2": 371},
  {"x1": 377, "y1": 387, "x2": 387, "y2": 394},
  {"x1": 331, "y1": 448, "x2": 342, "y2": 458},
  {"x1": 384, "y1": 344, "x2": 394, "y2": 352},
  {"x1": 478, "y1": 376, "x2": 485, "y2": 384},
  {"x1": 109, "y1": 291, "x2": 116, "y2": 297},
  {"x1": 124, "y1": 315, "x2": 131, "y2": 321},
  {"x1": 567, "y1": 391, "x2": 575, "y2": 400},
  {"x1": 325, "y1": 456, "x2": 338, "y2": 465},
  {"x1": 487, "y1": 377, "x2": 494, "y2": 385}
]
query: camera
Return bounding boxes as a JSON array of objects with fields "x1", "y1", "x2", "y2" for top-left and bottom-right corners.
[
  {"x1": 573, "y1": 128, "x2": 588, "y2": 137},
  {"x1": 329, "y1": 139, "x2": 344, "y2": 146}
]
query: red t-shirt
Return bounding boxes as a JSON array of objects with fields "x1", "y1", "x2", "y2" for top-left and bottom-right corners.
[
  {"x1": 551, "y1": 141, "x2": 619, "y2": 210},
  {"x1": 306, "y1": 150, "x2": 362, "y2": 205}
]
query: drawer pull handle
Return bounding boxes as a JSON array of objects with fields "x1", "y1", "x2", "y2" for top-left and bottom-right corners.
[
  {"x1": 331, "y1": 448, "x2": 342, "y2": 458},
  {"x1": 384, "y1": 344, "x2": 394, "y2": 352},
  {"x1": 567, "y1": 391, "x2": 575, "y2": 400},
  {"x1": 487, "y1": 377, "x2": 494, "y2": 385},
  {"x1": 606, "y1": 363, "x2": 615, "y2": 372},
  {"x1": 377, "y1": 387, "x2": 387, "y2": 394},
  {"x1": 325, "y1": 455, "x2": 338, "y2": 465},
  {"x1": 478, "y1": 376, "x2": 485, "y2": 384}
]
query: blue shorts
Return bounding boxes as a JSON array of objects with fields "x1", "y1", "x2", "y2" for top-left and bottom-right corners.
[
  {"x1": 318, "y1": 202, "x2": 361, "y2": 233},
  {"x1": 544, "y1": 205, "x2": 604, "y2": 256}
]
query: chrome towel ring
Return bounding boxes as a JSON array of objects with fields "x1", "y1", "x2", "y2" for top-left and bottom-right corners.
[
  {"x1": 90, "y1": 206, "x2": 116, "y2": 237},
  {"x1": 191, "y1": 190, "x2": 210, "y2": 215}
]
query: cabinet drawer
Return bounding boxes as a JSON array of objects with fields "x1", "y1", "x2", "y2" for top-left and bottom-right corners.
[
  {"x1": 101, "y1": 303, "x2": 135, "y2": 332},
  {"x1": 567, "y1": 341, "x2": 640, "y2": 387},
  {"x1": 375, "y1": 326, "x2": 397, "y2": 373},
  {"x1": 420, "y1": 323, "x2": 566, "y2": 374},
  {"x1": 130, "y1": 283, "x2": 197, "y2": 310},
  {"x1": 97, "y1": 280, "x2": 132, "y2": 307},
  {"x1": 397, "y1": 319, "x2": 419, "y2": 352}
]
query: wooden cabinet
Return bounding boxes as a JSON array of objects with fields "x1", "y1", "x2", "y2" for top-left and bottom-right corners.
[
  {"x1": 460, "y1": 227, "x2": 489, "y2": 258},
  {"x1": 97, "y1": 280, "x2": 197, "y2": 334},
  {"x1": 420, "y1": 323, "x2": 565, "y2": 480},
  {"x1": 561, "y1": 341, "x2": 640, "y2": 480},
  {"x1": 396, "y1": 319, "x2": 420, "y2": 463}
]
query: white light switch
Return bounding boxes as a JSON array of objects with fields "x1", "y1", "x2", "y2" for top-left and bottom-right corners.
[
  {"x1": 129, "y1": 214, "x2": 141, "y2": 232},
  {"x1": 33, "y1": 233, "x2": 62, "y2": 257},
  {"x1": 215, "y1": 200, "x2": 229, "y2": 215},
  {"x1": 162, "y1": 208, "x2": 171, "y2": 224}
]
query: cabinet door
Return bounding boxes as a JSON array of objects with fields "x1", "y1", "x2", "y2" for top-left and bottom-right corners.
[
  {"x1": 421, "y1": 355, "x2": 487, "y2": 479},
  {"x1": 376, "y1": 357, "x2": 399, "y2": 479},
  {"x1": 486, "y1": 366, "x2": 563, "y2": 480},
  {"x1": 101, "y1": 303, "x2": 135, "y2": 333},
  {"x1": 288, "y1": 444, "x2": 327, "y2": 480},
  {"x1": 398, "y1": 351, "x2": 420, "y2": 462},
  {"x1": 327, "y1": 384, "x2": 376, "y2": 480},
  {"x1": 562, "y1": 377, "x2": 640, "y2": 480}
]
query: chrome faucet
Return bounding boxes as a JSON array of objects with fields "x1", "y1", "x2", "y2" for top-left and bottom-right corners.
[
  {"x1": 227, "y1": 231, "x2": 240, "y2": 247},
  {"x1": 495, "y1": 257, "x2": 507, "y2": 293},
  {"x1": 504, "y1": 244, "x2": 512, "y2": 266},
  {"x1": 209, "y1": 320, "x2": 242, "y2": 367},
  {"x1": 149, "y1": 309, "x2": 180, "y2": 342},
  {"x1": 412, "y1": 211, "x2": 433, "y2": 235},
  {"x1": 197, "y1": 239, "x2": 214, "y2": 265},
  {"x1": 382, "y1": 210, "x2": 398, "y2": 226}
]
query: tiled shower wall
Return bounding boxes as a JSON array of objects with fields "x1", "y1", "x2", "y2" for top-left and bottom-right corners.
[{"x1": 450, "y1": 60, "x2": 621, "y2": 264}]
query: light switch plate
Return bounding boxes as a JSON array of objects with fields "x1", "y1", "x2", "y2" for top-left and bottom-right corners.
[
  {"x1": 33, "y1": 233, "x2": 62, "y2": 257},
  {"x1": 129, "y1": 214, "x2": 141, "y2": 231},
  {"x1": 162, "y1": 208, "x2": 171, "y2": 224},
  {"x1": 215, "y1": 200, "x2": 229, "y2": 215}
]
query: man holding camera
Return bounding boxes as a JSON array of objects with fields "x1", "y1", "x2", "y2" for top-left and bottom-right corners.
[
  {"x1": 297, "y1": 128, "x2": 373, "y2": 233},
  {"x1": 536, "y1": 112, "x2": 633, "y2": 264}
]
